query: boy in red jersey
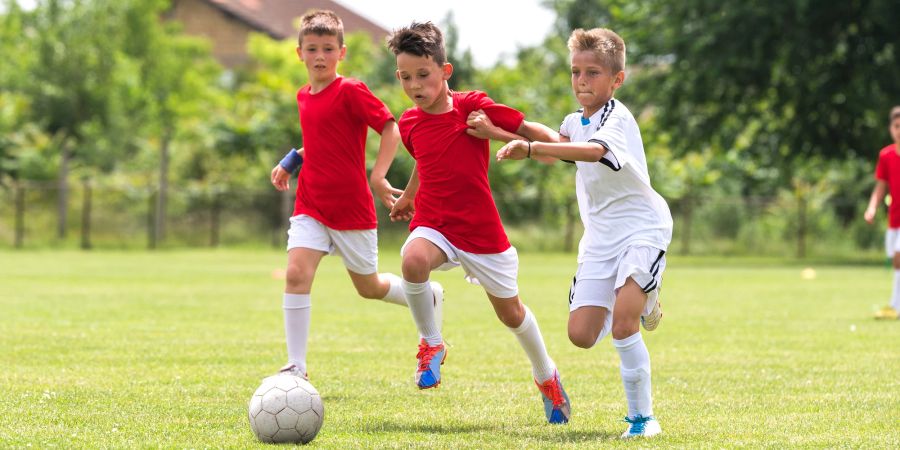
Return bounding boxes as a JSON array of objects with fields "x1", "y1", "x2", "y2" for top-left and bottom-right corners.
[
  {"x1": 269, "y1": 11, "x2": 443, "y2": 379},
  {"x1": 864, "y1": 106, "x2": 900, "y2": 320},
  {"x1": 386, "y1": 22, "x2": 570, "y2": 424}
]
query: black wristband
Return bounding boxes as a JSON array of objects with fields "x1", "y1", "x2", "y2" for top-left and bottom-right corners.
[{"x1": 527, "y1": 141, "x2": 532, "y2": 159}]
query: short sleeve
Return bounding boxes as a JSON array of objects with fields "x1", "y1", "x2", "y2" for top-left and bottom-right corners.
[
  {"x1": 559, "y1": 114, "x2": 575, "y2": 139},
  {"x1": 348, "y1": 80, "x2": 394, "y2": 133},
  {"x1": 875, "y1": 153, "x2": 887, "y2": 181},
  {"x1": 398, "y1": 111, "x2": 416, "y2": 159},
  {"x1": 464, "y1": 91, "x2": 525, "y2": 134},
  {"x1": 588, "y1": 114, "x2": 631, "y2": 171}
]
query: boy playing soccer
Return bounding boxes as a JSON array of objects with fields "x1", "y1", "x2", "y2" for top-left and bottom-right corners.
[
  {"x1": 269, "y1": 11, "x2": 443, "y2": 378},
  {"x1": 386, "y1": 22, "x2": 571, "y2": 424},
  {"x1": 863, "y1": 106, "x2": 900, "y2": 320},
  {"x1": 479, "y1": 28, "x2": 672, "y2": 438}
]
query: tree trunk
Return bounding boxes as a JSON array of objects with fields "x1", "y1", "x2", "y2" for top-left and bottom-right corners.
[
  {"x1": 154, "y1": 129, "x2": 172, "y2": 245},
  {"x1": 57, "y1": 142, "x2": 70, "y2": 239},
  {"x1": 797, "y1": 187, "x2": 807, "y2": 259},
  {"x1": 147, "y1": 190, "x2": 157, "y2": 250},
  {"x1": 680, "y1": 194, "x2": 693, "y2": 255},
  {"x1": 80, "y1": 178, "x2": 92, "y2": 250},
  {"x1": 14, "y1": 181, "x2": 25, "y2": 249}
]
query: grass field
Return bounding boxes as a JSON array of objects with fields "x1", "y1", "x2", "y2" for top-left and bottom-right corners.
[{"x1": 1, "y1": 250, "x2": 898, "y2": 448}]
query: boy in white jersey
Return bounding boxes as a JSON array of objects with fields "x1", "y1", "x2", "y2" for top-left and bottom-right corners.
[{"x1": 472, "y1": 27, "x2": 672, "y2": 438}]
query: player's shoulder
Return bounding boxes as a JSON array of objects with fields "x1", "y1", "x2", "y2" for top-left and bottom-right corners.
[{"x1": 879, "y1": 144, "x2": 897, "y2": 158}]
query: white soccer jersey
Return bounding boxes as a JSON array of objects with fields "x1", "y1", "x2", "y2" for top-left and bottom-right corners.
[{"x1": 559, "y1": 98, "x2": 673, "y2": 262}]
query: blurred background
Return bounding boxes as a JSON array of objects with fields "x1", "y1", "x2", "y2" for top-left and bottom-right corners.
[{"x1": 1, "y1": 0, "x2": 898, "y2": 259}]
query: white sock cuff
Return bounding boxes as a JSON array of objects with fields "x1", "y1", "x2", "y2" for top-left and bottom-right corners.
[
  {"x1": 509, "y1": 305, "x2": 535, "y2": 334},
  {"x1": 283, "y1": 293, "x2": 311, "y2": 309},
  {"x1": 612, "y1": 331, "x2": 643, "y2": 349},
  {"x1": 402, "y1": 279, "x2": 429, "y2": 295},
  {"x1": 381, "y1": 273, "x2": 405, "y2": 300}
]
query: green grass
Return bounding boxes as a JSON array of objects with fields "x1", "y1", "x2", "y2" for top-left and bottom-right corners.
[{"x1": 1, "y1": 250, "x2": 898, "y2": 448}]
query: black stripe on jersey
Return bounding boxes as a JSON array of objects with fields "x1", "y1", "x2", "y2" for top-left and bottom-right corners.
[
  {"x1": 642, "y1": 279, "x2": 657, "y2": 293},
  {"x1": 588, "y1": 139, "x2": 622, "y2": 171},
  {"x1": 597, "y1": 99, "x2": 616, "y2": 128},
  {"x1": 568, "y1": 275, "x2": 577, "y2": 304}
]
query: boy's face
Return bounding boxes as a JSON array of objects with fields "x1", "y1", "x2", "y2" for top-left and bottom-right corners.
[
  {"x1": 891, "y1": 117, "x2": 900, "y2": 144},
  {"x1": 296, "y1": 33, "x2": 345, "y2": 83},
  {"x1": 395, "y1": 52, "x2": 452, "y2": 111},
  {"x1": 570, "y1": 50, "x2": 624, "y2": 113}
]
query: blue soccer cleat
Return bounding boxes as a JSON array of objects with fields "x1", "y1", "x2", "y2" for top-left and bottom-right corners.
[
  {"x1": 535, "y1": 370, "x2": 571, "y2": 424},
  {"x1": 621, "y1": 414, "x2": 661, "y2": 438},
  {"x1": 415, "y1": 339, "x2": 447, "y2": 389}
]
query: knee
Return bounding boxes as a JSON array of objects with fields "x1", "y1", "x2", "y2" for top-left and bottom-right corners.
[
  {"x1": 568, "y1": 328, "x2": 598, "y2": 349},
  {"x1": 611, "y1": 321, "x2": 639, "y2": 341},
  {"x1": 401, "y1": 252, "x2": 431, "y2": 282},
  {"x1": 494, "y1": 302, "x2": 524, "y2": 328},
  {"x1": 285, "y1": 264, "x2": 314, "y2": 292}
]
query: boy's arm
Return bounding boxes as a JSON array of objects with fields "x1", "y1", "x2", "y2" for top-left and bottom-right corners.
[
  {"x1": 466, "y1": 110, "x2": 558, "y2": 164},
  {"x1": 497, "y1": 140, "x2": 606, "y2": 163},
  {"x1": 390, "y1": 164, "x2": 419, "y2": 222},
  {"x1": 270, "y1": 147, "x2": 304, "y2": 191},
  {"x1": 865, "y1": 180, "x2": 887, "y2": 224},
  {"x1": 370, "y1": 120, "x2": 404, "y2": 210}
]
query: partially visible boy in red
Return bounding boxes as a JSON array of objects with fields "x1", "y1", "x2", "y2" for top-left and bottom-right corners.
[
  {"x1": 864, "y1": 106, "x2": 900, "y2": 320},
  {"x1": 386, "y1": 21, "x2": 570, "y2": 424}
]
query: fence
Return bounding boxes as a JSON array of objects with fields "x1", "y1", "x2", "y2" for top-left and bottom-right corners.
[{"x1": 0, "y1": 180, "x2": 886, "y2": 259}]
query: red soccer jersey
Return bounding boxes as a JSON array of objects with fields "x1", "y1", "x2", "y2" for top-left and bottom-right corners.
[
  {"x1": 399, "y1": 91, "x2": 525, "y2": 254},
  {"x1": 293, "y1": 77, "x2": 394, "y2": 230},
  {"x1": 875, "y1": 143, "x2": 900, "y2": 228}
]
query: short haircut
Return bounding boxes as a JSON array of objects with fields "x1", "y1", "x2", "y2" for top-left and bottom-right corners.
[
  {"x1": 387, "y1": 22, "x2": 446, "y2": 65},
  {"x1": 891, "y1": 106, "x2": 900, "y2": 122},
  {"x1": 298, "y1": 10, "x2": 343, "y2": 47},
  {"x1": 567, "y1": 28, "x2": 626, "y2": 74}
]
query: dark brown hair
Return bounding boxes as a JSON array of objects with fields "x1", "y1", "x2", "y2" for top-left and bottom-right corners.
[{"x1": 387, "y1": 22, "x2": 446, "y2": 65}]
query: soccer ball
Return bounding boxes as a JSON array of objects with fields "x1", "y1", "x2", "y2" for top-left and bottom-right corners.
[{"x1": 248, "y1": 374, "x2": 324, "y2": 444}]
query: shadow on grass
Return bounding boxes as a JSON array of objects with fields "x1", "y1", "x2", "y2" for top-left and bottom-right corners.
[{"x1": 358, "y1": 419, "x2": 619, "y2": 443}]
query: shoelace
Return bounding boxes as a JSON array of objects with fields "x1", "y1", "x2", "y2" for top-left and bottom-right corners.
[
  {"x1": 537, "y1": 376, "x2": 565, "y2": 407},
  {"x1": 416, "y1": 341, "x2": 442, "y2": 371},
  {"x1": 623, "y1": 415, "x2": 650, "y2": 434}
]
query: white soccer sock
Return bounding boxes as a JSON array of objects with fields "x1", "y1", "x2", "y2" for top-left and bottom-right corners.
[
  {"x1": 613, "y1": 331, "x2": 653, "y2": 418},
  {"x1": 508, "y1": 306, "x2": 557, "y2": 383},
  {"x1": 379, "y1": 273, "x2": 408, "y2": 306},
  {"x1": 283, "y1": 293, "x2": 312, "y2": 375},
  {"x1": 892, "y1": 270, "x2": 900, "y2": 310},
  {"x1": 402, "y1": 280, "x2": 441, "y2": 345}
]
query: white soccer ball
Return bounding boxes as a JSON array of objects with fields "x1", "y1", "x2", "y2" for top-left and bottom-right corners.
[{"x1": 248, "y1": 374, "x2": 324, "y2": 444}]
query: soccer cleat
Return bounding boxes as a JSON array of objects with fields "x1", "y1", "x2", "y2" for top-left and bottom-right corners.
[
  {"x1": 535, "y1": 370, "x2": 571, "y2": 424},
  {"x1": 431, "y1": 281, "x2": 444, "y2": 332},
  {"x1": 415, "y1": 339, "x2": 447, "y2": 389},
  {"x1": 874, "y1": 306, "x2": 899, "y2": 320},
  {"x1": 278, "y1": 363, "x2": 308, "y2": 380},
  {"x1": 641, "y1": 297, "x2": 663, "y2": 331},
  {"x1": 621, "y1": 415, "x2": 661, "y2": 438}
]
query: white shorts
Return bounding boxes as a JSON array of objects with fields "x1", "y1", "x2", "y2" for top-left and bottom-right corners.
[
  {"x1": 286, "y1": 215, "x2": 378, "y2": 275},
  {"x1": 885, "y1": 228, "x2": 900, "y2": 258},
  {"x1": 568, "y1": 246, "x2": 666, "y2": 317},
  {"x1": 401, "y1": 226, "x2": 519, "y2": 299}
]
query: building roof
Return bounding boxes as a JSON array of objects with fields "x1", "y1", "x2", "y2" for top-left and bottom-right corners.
[{"x1": 202, "y1": 0, "x2": 390, "y2": 41}]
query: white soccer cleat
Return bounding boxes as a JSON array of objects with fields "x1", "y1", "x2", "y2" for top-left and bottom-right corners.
[
  {"x1": 278, "y1": 363, "x2": 308, "y2": 380},
  {"x1": 431, "y1": 281, "x2": 444, "y2": 331},
  {"x1": 641, "y1": 297, "x2": 663, "y2": 331},
  {"x1": 621, "y1": 415, "x2": 661, "y2": 438}
]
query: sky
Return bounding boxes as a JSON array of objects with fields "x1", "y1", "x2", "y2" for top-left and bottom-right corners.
[{"x1": 333, "y1": 0, "x2": 557, "y2": 67}]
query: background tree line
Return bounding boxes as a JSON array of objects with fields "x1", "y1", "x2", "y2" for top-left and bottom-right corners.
[{"x1": 1, "y1": 0, "x2": 898, "y2": 257}]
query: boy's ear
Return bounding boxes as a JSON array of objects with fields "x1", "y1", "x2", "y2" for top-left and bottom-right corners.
[
  {"x1": 613, "y1": 70, "x2": 625, "y2": 89},
  {"x1": 296, "y1": 46, "x2": 303, "y2": 61},
  {"x1": 442, "y1": 62, "x2": 454, "y2": 80},
  {"x1": 339, "y1": 45, "x2": 347, "y2": 60},
  {"x1": 395, "y1": 69, "x2": 401, "y2": 81}
]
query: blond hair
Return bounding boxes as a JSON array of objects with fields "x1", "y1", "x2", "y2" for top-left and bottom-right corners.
[
  {"x1": 298, "y1": 10, "x2": 343, "y2": 46},
  {"x1": 567, "y1": 28, "x2": 626, "y2": 73}
]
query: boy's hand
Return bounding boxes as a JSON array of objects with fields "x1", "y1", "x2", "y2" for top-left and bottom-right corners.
[
  {"x1": 271, "y1": 165, "x2": 291, "y2": 191},
  {"x1": 371, "y1": 177, "x2": 404, "y2": 210},
  {"x1": 864, "y1": 206, "x2": 876, "y2": 224},
  {"x1": 390, "y1": 195, "x2": 415, "y2": 222},
  {"x1": 466, "y1": 109, "x2": 497, "y2": 139},
  {"x1": 496, "y1": 140, "x2": 530, "y2": 161}
]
